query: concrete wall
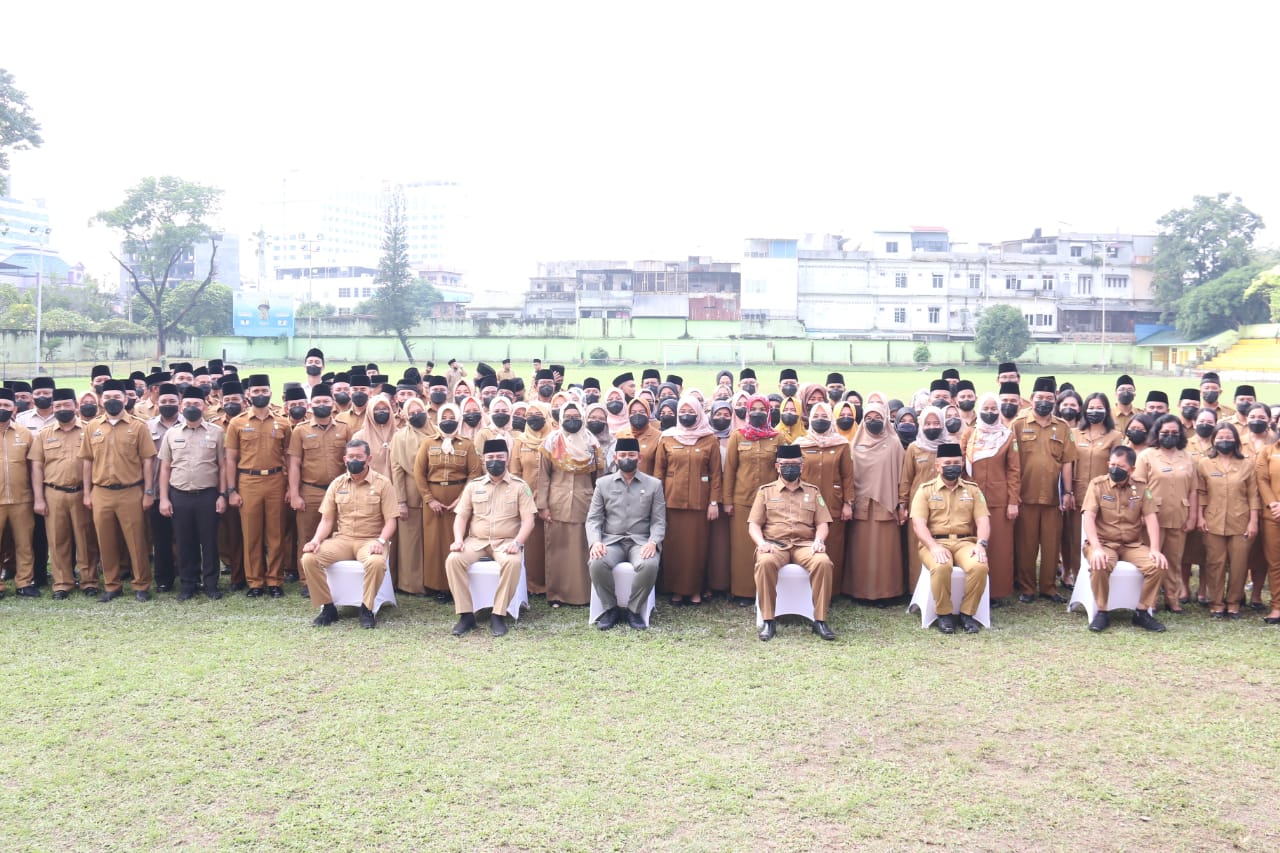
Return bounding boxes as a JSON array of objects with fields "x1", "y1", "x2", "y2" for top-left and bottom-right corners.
[{"x1": 0, "y1": 330, "x2": 199, "y2": 363}]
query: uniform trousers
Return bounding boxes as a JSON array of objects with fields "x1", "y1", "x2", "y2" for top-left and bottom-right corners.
[
  {"x1": 218, "y1": 506, "x2": 243, "y2": 583},
  {"x1": 1264, "y1": 518, "x2": 1280, "y2": 609},
  {"x1": 171, "y1": 488, "x2": 221, "y2": 593},
  {"x1": 45, "y1": 488, "x2": 96, "y2": 592},
  {"x1": 1015, "y1": 503, "x2": 1062, "y2": 596},
  {"x1": 1155, "y1": 526, "x2": 1186, "y2": 604},
  {"x1": 754, "y1": 545, "x2": 832, "y2": 621},
  {"x1": 444, "y1": 540, "x2": 523, "y2": 616},
  {"x1": 300, "y1": 536, "x2": 386, "y2": 610},
  {"x1": 1203, "y1": 532, "x2": 1251, "y2": 609},
  {"x1": 91, "y1": 485, "x2": 152, "y2": 593},
  {"x1": 1089, "y1": 540, "x2": 1163, "y2": 611},
  {"x1": 0, "y1": 503, "x2": 35, "y2": 589},
  {"x1": 917, "y1": 537, "x2": 989, "y2": 616},
  {"x1": 588, "y1": 540, "x2": 659, "y2": 614},
  {"x1": 294, "y1": 483, "x2": 327, "y2": 570},
  {"x1": 239, "y1": 472, "x2": 287, "y2": 588},
  {"x1": 148, "y1": 503, "x2": 176, "y2": 588}
]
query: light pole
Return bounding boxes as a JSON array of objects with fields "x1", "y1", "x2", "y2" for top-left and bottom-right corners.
[
  {"x1": 300, "y1": 234, "x2": 323, "y2": 345},
  {"x1": 1091, "y1": 240, "x2": 1114, "y2": 371},
  {"x1": 30, "y1": 226, "x2": 51, "y2": 373}
]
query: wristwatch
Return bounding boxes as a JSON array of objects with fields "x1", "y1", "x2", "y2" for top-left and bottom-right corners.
[
  {"x1": 144, "y1": 488, "x2": 156, "y2": 497},
  {"x1": 376, "y1": 537, "x2": 387, "y2": 546},
  {"x1": 978, "y1": 539, "x2": 989, "y2": 548}
]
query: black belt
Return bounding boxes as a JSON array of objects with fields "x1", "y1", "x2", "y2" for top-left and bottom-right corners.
[
  {"x1": 94, "y1": 480, "x2": 143, "y2": 491},
  {"x1": 238, "y1": 467, "x2": 283, "y2": 476},
  {"x1": 934, "y1": 534, "x2": 973, "y2": 540},
  {"x1": 172, "y1": 487, "x2": 218, "y2": 495},
  {"x1": 432, "y1": 479, "x2": 469, "y2": 487},
  {"x1": 302, "y1": 481, "x2": 330, "y2": 489},
  {"x1": 45, "y1": 483, "x2": 82, "y2": 494}
]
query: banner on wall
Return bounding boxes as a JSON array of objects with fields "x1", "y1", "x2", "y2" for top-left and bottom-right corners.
[{"x1": 233, "y1": 292, "x2": 295, "y2": 337}]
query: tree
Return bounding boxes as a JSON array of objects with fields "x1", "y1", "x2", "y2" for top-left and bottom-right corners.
[
  {"x1": 364, "y1": 191, "x2": 439, "y2": 359},
  {"x1": 0, "y1": 69, "x2": 43, "y2": 196},
  {"x1": 1175, "y1": 259, "x2": 1274, "y2": 339},
  {"x1": 1153, "y1": 193, "x2": 1264, "y2": 316},
  {"x1": 974, "y1": 304, "x2": 1031, "y2": 364},
  {"x1": 93, "y1": 176, "x2": 224, "y2": 356},
  {"x1": 1243, "y1": 264, "x2": 1280, "y2": 322},
  {"x1": 295, "y1": 300, "x2": 336, "y2": 320},
  {"x1": 912, "y1": 342, "x2": 931, "y2": 365},
  {"x1": 130, "y1": 281, "x2": 232, "y2": 337}
]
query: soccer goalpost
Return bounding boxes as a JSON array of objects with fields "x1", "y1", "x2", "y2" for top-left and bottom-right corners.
[{"x1": 661, "y1": 341, "x2": 744, "y2": 371}]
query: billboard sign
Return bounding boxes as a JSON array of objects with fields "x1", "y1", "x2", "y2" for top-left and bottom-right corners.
[{"x1": 233, "y1": 292, "x2": 295, "y2": 337}]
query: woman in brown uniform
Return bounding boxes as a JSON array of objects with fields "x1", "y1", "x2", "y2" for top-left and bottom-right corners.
[
  {"x1": 653, "y1": 394, "x2": 722, "y2": 605},
  {"x1": 965, "y1": 392, "x2": 1021, "y2": 602},
  {"x1": 536, "y1": 401, "x2": 602, "y2": 606},
  {"x1": 1242, "y1": 403, "x2": 1274, "y2": 609},
  {"x1": 794, "y1": 401, "x2": 855, "y2": 597},
  {"x1": 705, "y1": 401, "x2": 735, "y2": 597},
  {"x1": 471, "y1": 395, "x2": 515, "y2": 455},
  {"x1": 1183, "y1": 408, "x2": 1218, "y2": 603},
  {"x1": 1254, "y1": 429, "x2": 1280, "y2": 624},
  {"x1": 353, "y1": 394, "x2": 396, "y2": 479},
  {"x1": 846, "y1": 400, "x2": 905, "y2": 601},
  {"x1": 389, "y1": 397, "x2": 432, "y2": 595},
  {"x1": 412, "y1": 402, "x2": 482, "y2": 598},
  {"x1": 1196, "y1": 423, "x2": 1259, "y2": 618},
  {"x1": 510, "y1": 402, "x2": 553, "y2": 595},
  {"x1": 613, "y1": 397, "x2": 660, "y2": 475},
  {"x1": 1062, "y1": 392, "x2": 1122, "y2": 588},
  {"x1": 900, "y1": 406, "x2": 950, "y2": 590},
  {"x1": 834, "y1": 399, "x2": 859, "y2": 443},
  {"x1": 724, "y1": 394, "x2": 788, "y2": 605},
  {"x1": 776, "y1": 395, "x2": 806, "y2": 443},
  {"x1": 1133, "y1": 413, "x2": 1198, "y2": 613}
]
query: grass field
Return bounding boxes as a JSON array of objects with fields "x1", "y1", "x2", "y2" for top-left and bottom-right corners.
[{"x1": 3, "y1": 585, "x2": 1279, "y2": 851}]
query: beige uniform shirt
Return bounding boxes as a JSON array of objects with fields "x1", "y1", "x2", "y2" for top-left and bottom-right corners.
[
  {"x1": 29, "y1": 422, "x2": 86, "y2": 488},
  {"x1": 748, "y1": 479, "x2": 831, "y2": 547},
  {"x1": 1011, "y1": 415, "x2": 1077, "y2": 505},
  {"x1": 910, "y1": 476, "x2": 989, "y2": 538},
  {"x1": 1133, "y1": 447, "x2": 1196, "y2": 529},
  {"x1": 78, "y1": 414, "x2": 156, "y2": 487},
  {"x1": 1082, "y1": 473, "x2": 1155, "y2": 546},
  {"x1": 1196, "y1": 454, "x2": 1259, "y2": 536},
  {"x1": 159, "y1": 420, "x2": 225, "y2": 491},
  {"x1": 320, "y1": 470, "x2": 398, "y2": 540},
  {"x1": 0, "y1": 421, "x2": 33, "y2": 504},
  {"x1": 455, "y1": 473, "x2": 537, "y2": 546}
]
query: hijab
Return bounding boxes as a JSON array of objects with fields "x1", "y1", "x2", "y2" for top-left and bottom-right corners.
[
  {"x1": 662, "y1": 393, "x2": 715, "y2": 446},
  {"x1": 709, "y1": 401, "x2": 734, "y2": 440},
  {"x1": 516, "y1": 401, "x2": 553, "y2": 450},
  {"x1": 737, "y1": 393, "x2": 778, "y2": 441},
  {"x1": 541, "y1": 401, "x2": 599, "y2": 471},
  {"x1": 799, "y1": 382, "x2": 827, "y2": 419},
  {"x1": 834, "y1": 400, "x2": 859, "y2": 443},
  {"x1": 485, "y1": 396, "x2": 515, "y2": 454},
  {"x1": 436, "y1": 401, "x2": 462, "y2": 454},
  {"x1": 912, "y1": 406, "x2": 947, "y2": 453},
  {"x1": 458, "y1": 395, "x2": 483, "y2": 440},
  {"x1": 354, "y1": 393, "x2": 396, "y2": 477},
  {"x1": 604, "y1": 386, "x2": 629, "y2": 434},
  {"x1": 852, "y1": 401, "x2": 904, "y2": 512},
  {"x1": 584, "y1": 401, "x2": 614, "y2": 446},
  {"x1": 796, "y1": 401, "x2": 846, "y2": 448},
  {"x1": 968, "y1": 392, "x2": 1013, "y2": 467}
]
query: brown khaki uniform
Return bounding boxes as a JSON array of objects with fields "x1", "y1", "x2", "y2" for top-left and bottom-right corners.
[
  {"x1": 724, "y1": 431, "x2": 789, "y2": 598},
  {"x1": 300, "y1": 470, "x2": 397, "y2": 610},
  {"x1": 133, "y1": 398, "x2": 157, "y2": 421},
  {"x1": 1180, "y1": 432, "x2": 1214, "y2": 587},
  {"x1": 899, "y1": 445, "x2": 939, "y2": 590},
  {"x1": 159, "y1": 421, "x2": 224, "y2": 491},
  {"x1": 444, "y1": 473, "x2": 537, "y2": 616},
  {"x1": 1133, "y1": 446, "x2": 1196, "y2": 604},
  {"x1": 748, "y1": 479, "x2": 833, "y2": 620},
  {"x1": 414, "y1": 435, "x2": 484, "y2": 592},
  {"x1": 226, "y1": 409, "x2": 292, "y2": 588},
  {"x1": 1255, "y1": 445, "x2": 1280, "y2": 611},
  {"x1": 910, "y1": 476, "x2": 990, "y2": 616},
  {"x1": 78, "y1": 413, "x2": 157, "y2": 593},
  {"x1": 611, "y1": 425, "x2": 660, "y2": 476},
  {"x1": 1113, "y1": 408, "x2": 1137, "y2": 438},
  {"x1": 1081, "y1": 474, "x2": 1162, "y2": 611},
  {"x1": 212, "y1": 411, "x2": 244, "y2": 584},
  {"x1": 510, "y1": 437, "x2": 549, "y2": 594},
  {"x1": 1196, "y1": 453, "x2": 1259, "y2": 609},
  {"x1": 1010, "y1": 414, "x2": 1077, "y2": 597},
  {"x1": 0, "y1": 420, "x2": 35, "y2": 590},
  {"x1": 389, "y1": 425, "x2": 431, "y2": 594},
  {"x1": 288, "y1": 418, "x2": 352, "y2": 568},
  {"x1": 30, "y1": 421, "x2": 96, "y2": 591},
  {"x1": 792, "y1": 440, "x2": 854, "y2": 597},
  {"x1": 1062, "y1": 428, "x2": 1122, "y2": 579}
]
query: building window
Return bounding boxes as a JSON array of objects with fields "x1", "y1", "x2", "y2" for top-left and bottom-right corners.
[
  {"x1": 1106, "y1": 245, "x2": 1119, "y2": 258},
  {"x1": 894, "y1": 272, "x2": 908, "y2": 288},
  {"x1": 1077, "y1": 274, "x2": 1093, "y2": 295},
  {"x1": 885, "y1": 241, "x2": 899, "y2": 253},
  {"x1": 1004, "y1": 275, "x2": 1020, "y2": 290},
  {"x1": 338, "y1": 287, "x2": 351, "y2": 298},
  {"x1": 361, "y1": 287, "x2": 373, "y2": 297},
  {"x1": 1042, "y1": 275, "x2": 1055, "y2": 291},
  {"x1": 931, "y1": 274, "x2": 944, "y2": 289},
  {"x1": 928, "y1": 306, "x2": 940, "y2": 323},
  {"x1": 1105, "y1": 275, "x2": 1128, "y2": 289},
  {"x1": 968, "y1": 273, "x2": 981, "y2": 289},
  {"x1": 1070, "y1": 246, "x2": 1083, "y2": 257},
  {"x1": 893, "y1": 307, "x2": 906, "y2": 323},
  {"x1": 337, "y1": 307, "x2": 350, "y2": 316}
]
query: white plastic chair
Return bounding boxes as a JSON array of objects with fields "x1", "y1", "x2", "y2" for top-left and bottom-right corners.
[
  {"x1": 589, "y1": 561, "x2": 657, "y2": 626},
  {"x1": 755, "y1": 563, "x2": 815, "y2": 627},
  {"x1": 325, "y1": 560, "x2": 398, "y2": 614},
  {"x1": 467, "y1": 559, "x2": 530, "y2": 620},
  {"x1": 1069, "y1": 523, "x2": 1146, "y2": 622},
  {"x1": 908, "y1": 566, "x2": 992, "y2": 628}
]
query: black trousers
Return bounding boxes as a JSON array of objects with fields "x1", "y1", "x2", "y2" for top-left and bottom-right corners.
[
  {"x1": 149, "y1": 503, "x2": 176, "y2": 587},
  {"x1": 171, "y1": 489, "x2": 220, "y2": 592},
  {"x1": 32, "y1": 515, "x2": 48, "y2": 586}
]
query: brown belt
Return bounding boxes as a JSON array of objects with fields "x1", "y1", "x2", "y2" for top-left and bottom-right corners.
[
  {"x1": 45, "y1": 483, "x2": 83, "y2": 494},
  {"x1": 238, "y1": 467, "x2": 283, "y2": 476},
  {"x1": 302, "y1": 481, "x2": 330, "y2": 489},
  {"x1": 172, "y1": 487, "x2": 218, "y2": 495},
  {"x1": 94, "y1": 480, "x2": 143, "y2": 491}
]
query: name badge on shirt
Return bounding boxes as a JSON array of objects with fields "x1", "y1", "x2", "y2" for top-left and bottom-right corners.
[
  {"x1": 959, "y1": 493, "x2": 973, "y2": 502},
  {"x1": 930, "y1": 495, "x2": 944, "y2": 502},
  {"x1": 1161, "y1": 467, "x2": 1173, "y2": 473},
  {"x1": 700, "y1": 476, "x2": 709, "y2": 482},
  {"x1": 1210, "y1": 472, "x2": 1224, "y2": 478},
  {"x1": 1101, "y1": 494, "x2": 1116, "y2": 502}
]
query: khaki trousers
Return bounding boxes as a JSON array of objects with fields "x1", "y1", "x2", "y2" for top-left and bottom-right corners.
[
  {"x1": 1202, "y1": 532, "x2": 1251, "y2": 609},
  {"x1": 300, "y1": 535, "x2": 386, "y2": 610},
  {"x1": 1156, "y1": 527, "x2": 1186, "y2": 604},
  {"x1": 754, "y1": 545, "x2": 832, "y2": 621},
  {"x1": 1089, "y1": 540, "x2": 1162, "y2": 611},
  {"x1": 294, "y1": 483, "x2": 326, "y2": 570},
  {"x1": 1015, "y1": 503, "x2": 1062, "y2": 596},
  {"x1": 0, "y1": 503, "x2": 35, "y2": 588},
  {"x1": 91, "y1": 485, "x2": 151, "y2": 593},
  {"x1": 45, "y1": 488, "x2": 96, "y2": 591},
  {"x1": 1264, "y1": 519, "x2": 1280, "y2": 610},
  {"x1": 239, "y1": 472, "x2": 287, "y2": 588},
  {"x1": 444, "y1": 540, "x2": 523, "y2": 616},
  {"x1": 917, "y1": 537, "x2": 989, "y2": 616}
]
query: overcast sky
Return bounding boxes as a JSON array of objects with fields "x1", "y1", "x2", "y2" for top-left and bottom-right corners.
[{"x1": 4, "y1": 1, "x2": 1276, "y2": 295}]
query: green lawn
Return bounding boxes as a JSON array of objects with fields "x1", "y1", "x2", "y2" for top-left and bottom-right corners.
[{"x1": 3, "y1": 586, "x2": 1278, "y2": 851}]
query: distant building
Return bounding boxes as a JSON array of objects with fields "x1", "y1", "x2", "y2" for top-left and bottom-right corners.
[
  {"x1": 521, "y1": 257, "x2": 741, "y2": 321},
  {"x1": 116, "y1": 233, "x2": 241, "y2": 301},
  {"x1": 0, "y1": 195, "x2": 51, "y2": 254},
  {"x1": 275, "y1": 264, "x2": 471, "y2": 319}
]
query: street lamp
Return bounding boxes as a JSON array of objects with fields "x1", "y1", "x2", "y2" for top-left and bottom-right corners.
[
  {"x1": 30, "y1": 226, "x2": 51, "y2": 372},
  {"x1": 1090, "y1": 240, "x2": 1116, "y2": 371}
]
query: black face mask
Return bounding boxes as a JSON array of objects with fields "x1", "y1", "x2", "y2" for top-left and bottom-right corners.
[
  {"x1": 1158, "y1": 433, "x2": 1180, "y2": 448},
  {"x1": 183, "y1": 406, "x2": 203, "y2": 422},
  {"x1": 1109, "y1": 467, "x2": 1128, "y2": 483},
  {"x1": 586, "y1": 420, "x2": 607, "y2": 435},
  {"x1": 1126, "y1": 429, "x2": 1148, "y2": 444},
  {"x1": 305, "y1": 365, "x2": 322, "y2": 377},
  {"x1": 748, "y1": 412, "x2": 769, "y2": 428},
  {"x1": 55, "y1": 409, "x2": 76, "y2": 424},
  {"x1": 289, "y1": 406, "x2": 308, "y2": 421},
  {"x1": 34, "y1": 396, "x2": 52, "y2": 410},
  {"x1": 1195, "y1": 423, "x2": 1215, "y2": 438},
  {"x1": 490, "y1": 413, "x2": 510, "y2": 428},
  {"x1": 125, "y1": 399, "x2": 136, "y2": 412},
  {"x1": 1000, "y1": 402, "x2": 1019, "y2": 420},
  {"x1": 460, "y1": 412, "x2": 481, "y2": 427},
  {"x1": 222, "y1": 402, "x2": 243, "y2": 418},
  {"x1": 1116, "y1": 390, "x2": 1135, "y2": 406},
  {"x1": 617, "y1": 457, "x2": 638, "y2": 473},
  {"x1": 485, "y1": 460, "x2": 506, "y2": 478},
  {"x1": 346, "y1": 459, "x2": 366, "y2": 475},
  {"x1": 828, "y1": 389, "x2": 843, "y2": 403},
  {"x1": 0, "y1": 408, "x2": 16, "y2": 422},
  {"x1": 711, "y1": 417, "x2": 732, "y2": 431},
  {"x1": 898, "y1": 423, "x2": 918, "y2": 441},
  {"x1": 351, "y1": 392, "x2": 369, "y2": 408},
  {"x1": 370, "y1": 410, "x2": 389, "y2": 424},
  {"x1": 428, "y1": 390, "x2": 446, "y2": 405},
  {"x1": 836, "y1": 416, "x2": 856, "y2": 431},
  {"x1": 779, "y1": 464, "x2": 802, "y2": 482},
  {"x1": 768, "y1": 410, "x2": 781, "y2": 427},
  {"x1": 1249, "y1": 420, "x2": 1268, "y2": 434},
  {"x1": 1058, "y1": 408, "x2": 1079, "y2": 422},
  {"x1": 865, "y1": 419, "x2": 884, "y2": 435},
  {"x1": 333, "y1": 392, "x2": 352, "y2": 406},
  {"x1": 941, "y1": 464, "x2": 963, "y2": 481},
  {"x1": 678, "y1": 413, "x2": 697, "y2": 428},
  {"x1": 80, "y1": 404, "x2": 98, "y2": 420},
  {"x1": 561, "y1": 418, "x2": 582, "y2": 433},
  {"x1": 734, "y1": 407, "x2": 748, "y2": 421},
  {"x1": 781, "y1": 384, "x2": 798, "y2": 397},
  {"x1": 630, "y1": 413, "x2": 650, "y2": 430},
  {"x1": 1033, "y1": 400, "x2": 1054, "y2": 417},
  {"x1": 538, "y1": 385, "x2": 554, "y2": 399},
  {"x1": 658, "y1": 415, "x2": 677, "y2": 430},
  {"x1": 308, "y1": 404, "x2": 330, "y2": 420},
  {"x1": 250, "y1": 394, "x2": 270, "y2": 409},
  {"x1": 454, "y1": 395, "x2": 468, "y2": 405},
  {"x1": 606, "y1": 400, "x2": 624, "y2": 415},
  {"x1": 159, "y1": 404, "x2": 180, "y2": 420},
  {"x1": 1085, "y1": 410, "x2": 1105, "y2": 425},
  {"x1": 1201, "y1": 391, "x2": 1220, "y2": 405},
  {"x1": 741, "y1": 383, "x2": 757, "y2": 395},
  {"x1": 400, "y1": 412, "x2": 423, "y2": 429},
  {"x1": 979, "y1": 411, "x2": 999, "y2": 425},
  {"x1": 945, "y1": 417, "x2": 962, "y2": 433},
  {"x1": 1237, "y1": 402, "x2": 1253, "y2": 416},
  {"x1": 512, "y1": 417, "x2": 526, "y2": 432},
  {"x1": 526, "y1": 416, "x2": 546, "y2": 432},
  {"x1": 780, "y1": 412, "x2": 798, "y2": 426},
  {"x1": 102, "y1": 399, "x2": 124, "y2": 416},
  {"x1": 438, "y1": 420, "x2": 458, "y2": 434},
  {"x1": 923, "y1": 427, "x2": 942, "y2": 441},
  {"x1": 811, "y1": 418, "x2": 831, "y2": 433},
  {"x1": 1181, "y1": 405, "x2": 1199, "y2": 421},
  {"x1": 1215, "y1": 440, "x2": 1237, "y2": 454},
  {"x1": 957, "y1": 399, "x2": 975, "y2": 412},
  {"x1": 584, "y1": 393, "x2": 599, "y2": 405}
]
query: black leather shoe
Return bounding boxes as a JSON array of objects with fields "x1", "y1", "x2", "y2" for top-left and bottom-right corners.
[
  {"x1": 1264, "y1": 615, "x2": 1280, "y2": 625},
  {"x1": 267, "y1": 586, "x2": 284, "y2": 598},
  {"x1": 82, "y1": 587, "x2": 98, "y2": 598},
  {"x1": 937, "y1": 614, "x2": 956, "y2": 634},
  {"x1": 758, "y1": 619, "x2": 776, "y2": 641},
  {"x1": 284, "y1": 572, "x2": 299, "y2": 584},
  {"x1": 51, "y1": 590, "x2": 69, "y2": 600},
  {"x1": 229, "y1": 581, "x2": 247, "y2": 592},
  {"x1": 358, "y1": 604, "x2": 376, "y2": 629},
  {"x1": 490, "y1": 613, "x2": 508, "y2": 637},
  {"x1": 451, "y1": 613, "x2": 477, "y2": 636},
  {"x1": 960, "y1": 614, "x2": 982, "y2": 634},
  {"x1": 135, "y1": 590, "x2": 151, "y2": 602},
  {"x1": 97, "y1": 589, "x2": 121, "y2": 603},
  {"x1": 176, "y1": 589, "x2": 196, "y2": 602},
  {"x1": 16, "y1": 585, "x2": 39, "y2": 598},
  {"x1": 1040, "y1": 592, "x2": 1068, "y2": 604},
  {"x1": 246, "y1": 587, "x2": 264, "y2": 598},
  {"x1": 156, "y1": 584, "x2": 172, "y2": 593},
  {"x1": 299, "y1": 585, "x2": 309, "y2": 598},
  {"x1": 312, "y1": 604, "x2": 339, "y2": 626},
  {"x1": 812, "y1": 620, "x2": 835, "y2": 641},
  {"x1": 1133, "y1": 610, "x2": 1166, "y2": 632},
  {"x1": 433, "y1": 590, "x2": 454, "y2": 605},
  {"x1": 626, "y1": 609, "x2": 647, "y2": 630},
  {"x1": 597, "y1": 607, "x2": 620, "y2": 631},
  {"x1": 1089, "y1": 611, "x2": 1110, "y2": 632},
  {"x1": 1018, "y1": 594, "x2": 1035, "y2": 603},
  {"x1": 205, "y1": 588, "x2": 223, "y2": 601},
  {"x1": 735, "y1": 596, "x2": 754, "y2": 608}
]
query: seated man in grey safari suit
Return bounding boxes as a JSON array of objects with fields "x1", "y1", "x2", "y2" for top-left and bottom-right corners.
[{"x1": 586, "y1": 437, "x2": 667, "y2": 630}]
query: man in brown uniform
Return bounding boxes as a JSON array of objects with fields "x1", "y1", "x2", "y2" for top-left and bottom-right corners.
[
  {"x1": 1011, "y1": 376, "x2": 1077, "y2": 603},
  {"x1": 213, "y1": 379, "x2": 246, "y2": 588},
  {"x1": 445, "y1": 439, "x2": 537, "y2": 637},
  {"x1": 1113, "y1": 375, "x2": 1138, "y2": 437},
  {"x1": 749, "y1": 443, "x2": 836, "y2": 642},
  {"x1": 226, "y1": 374, "x2": 292, "y2": 598},
  {"x1": 287, "y1": 382, "x2": 351, "y2": 596},
  {"x1": 79, "y1": 379, "x2": 158, "y2": 602},
  {"x1": 910, "y1": 443, "x2": 991, "y2": 634},
  {"x1": 301, "y1": 439, "x2": 399, "y2": 629},
  {"x1": 31, "y1": 388, "x2": 97, "y2": 598},
  {"x1": 0, "y1": 389, "x2": 36, "y2": 598},
  {"x1": 1081, "y1": 445, "x2": 1169, "y2": 633},
  {"x1": 158, "y1": 387, "x2": 227, "y2": 600},
  {"x1": 1198, "y1": 372, "x2": 1233, "y2": 424}
]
